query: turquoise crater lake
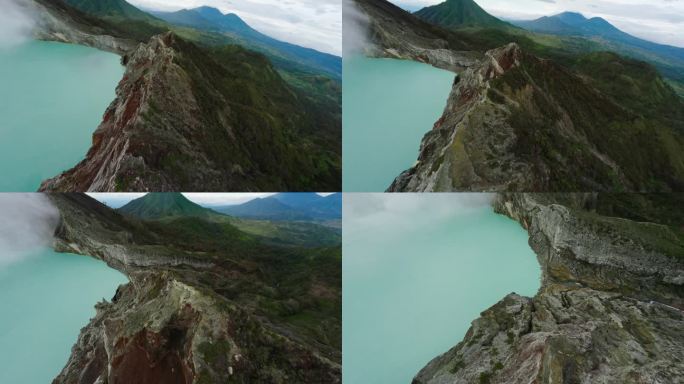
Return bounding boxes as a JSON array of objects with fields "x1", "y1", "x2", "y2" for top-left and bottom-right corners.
[
  {"x1": 343, "y1": 57, "x2": 455, "y2": 192},
  {"x1": 0, "y1": 40, "x2": 123, "y2": 191},
  {"x1": 343, "y1": 194, "x2": 541, "y2": 384},
  {"x1": 0, "y1": 249, "x2": 127, "y2": 383}
]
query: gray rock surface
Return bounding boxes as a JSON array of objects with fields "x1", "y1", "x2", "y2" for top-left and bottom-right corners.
[
  {"x1": 414, "y1": 194, "x2": 684, "y2": 384},
  {"x1": 48, "y1": 194, "x2": 341, "y2": 383}
]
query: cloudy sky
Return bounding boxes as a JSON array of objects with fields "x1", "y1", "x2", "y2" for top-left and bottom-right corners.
[
  {"x1": 127, "y1": 0, "x2": 341, "y2": 55},
  {"x1": 89, "y1": 193, "x2": 332, "y2": 208},
  {"x1": 390, "y1": 0, "x2": 684, "y2": 48}
]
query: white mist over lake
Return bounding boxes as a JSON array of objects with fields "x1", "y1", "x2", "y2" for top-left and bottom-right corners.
[
  {"x1": 343, "y1": 193, "x2": 541, "y2": 384},
  {"x1": 0, "y1": 0, "x2": 36, "y2": 49},
  {"x1": 0, "y1": 194, "x2": 59, "y2": 268},
  {"x1": 0, "y1": 194, "x2": 127, "y2": 383}
]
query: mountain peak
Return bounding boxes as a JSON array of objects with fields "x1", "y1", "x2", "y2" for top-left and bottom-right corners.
[
  {"x1": 118, "y1": 193, "x2": 216, "y2": 220},
  {"x1": 414, "y1": 0, "x2": 508, "y2": 29},
  {"x1": 553, "y1": 12, "x2": 588, "y2": 26},
  {"x1": 193, "y1": 6, "x2": 225, "y2": 18}
]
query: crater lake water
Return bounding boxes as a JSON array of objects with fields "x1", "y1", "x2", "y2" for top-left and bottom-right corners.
[
  {"x1": 343, "y1": 194, "x2": 541, "y2": 384},
  {"x1": 0, "y1": 249, "x2": 127, "y2": 383},
  {"x1": 0, "y1": 40, "x2": 123, "y2": 191},
  {"x1": 343, "y1": 57, "x2": 455, "y2": 192}
]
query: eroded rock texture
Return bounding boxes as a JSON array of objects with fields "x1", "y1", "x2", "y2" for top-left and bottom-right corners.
[
  {"x1": 48, "y1": 194, "x2": 341, "y2": 384},
  {"x1": 414, "y1": 194, "x2": 684, "y2": 384}
]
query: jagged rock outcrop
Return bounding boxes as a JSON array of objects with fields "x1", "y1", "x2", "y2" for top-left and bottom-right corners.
[
  {"x1": 40, "y1": 33, "x2": 204, "y2": 192},
  {"x1": 37, "y1": 28, "x2": 340, "y2": 192},
  {"x1": 388, "y1": 42, "x2": 533, "y2": 192},
  {"x1": 28, "y1": 0, "x2": 341, "y2": 192},
  {"x1": 413, "y1": 194, "x2": 684, "y2": 384},
  {"x1": 388, "y1": 40, "x2": 684, "y2": 192},
  {"x1": 48, "y1": 194, "x2": 341, "y2": 383},
  {"x1": 354, "y1": 0, "x2": 684, "y2": 192}
]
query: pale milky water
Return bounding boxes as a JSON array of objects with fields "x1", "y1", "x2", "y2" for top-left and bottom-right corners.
[
  {"x1": 343, "y1": 57, "x2": 455, "y2": 192},
  {"x1": 343, "y1": 194, "x2": 541, "y2": 383},
  {"x1": 0, "y1": 249, "x2": 127, "y2": 383},
  {"x1": 0, "y1": 40, "x2": 123, "y2": 191}
]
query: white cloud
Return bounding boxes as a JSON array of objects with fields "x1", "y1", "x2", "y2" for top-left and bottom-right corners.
[
  {"x1": 88, "y1": 193, "x2": 333, "y2": 208},
  {"x1": 390, "y1": 0, "x2": 684, "y2": 48},
  {"x1": 127, "y1": 0, "x2": 341, "y2": 55},
  {"x1": 0, "y1": 194, "x2": 60, "y2": 268}
]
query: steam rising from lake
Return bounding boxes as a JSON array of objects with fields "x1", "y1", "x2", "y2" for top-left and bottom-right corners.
[
  {"x1": 0, "y1": 194, "x2": 60, "y2": 268},
  {"x1": 344, "y1": 193, "x2": 495, "y2": 236},
  {"x1": 343, "y1": 0, "x2": 371, "y2": 57},
  {"x1": 0, "y1": 0, "x2": 36, "y2": 49}
]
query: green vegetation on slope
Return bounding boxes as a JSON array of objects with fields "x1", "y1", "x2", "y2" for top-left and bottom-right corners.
[
  {"x1": 63, "y1": 0, "x2": 157, "y2": 21},
  {"x1": 414, "y1": 0, "x2": 510, "y2": 29},
  {"x1": 163, "y1": 40, "x2": 340, "y2": 190},
  {"x1": 118, "y1": 193, "x2": 217, "y2": 219},
  {"x1": 489, "y1": 51, "x2": 684, "y2": 191},
  {"x1": 117, "y1": 193, "x2": 341, "y2": 248}
]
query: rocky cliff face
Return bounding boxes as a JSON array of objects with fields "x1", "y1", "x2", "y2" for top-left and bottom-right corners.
[
  {"x1": 355, "y1": 0, "x2": 684, "y2": 192},
  {"x1": 388, "y1": 42, "x2": 684, "y2": 192},
  {"x1": 413, "y1": 193, "x2": 684, "y2": 384},
  {"x1": 48, "y1": 194, "x2": 341, "y2": 383},
  {"x1": 30, "y1": 0, "x2": 341, "y2": 192}
]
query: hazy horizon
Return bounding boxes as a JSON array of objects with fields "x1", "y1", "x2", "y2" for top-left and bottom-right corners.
[
  {"x1": 390, "y1": 0, "x2": 684, "y2": 48},
  {"x1": 127, "y1": 0, "x2": 342, "y2": 56}
]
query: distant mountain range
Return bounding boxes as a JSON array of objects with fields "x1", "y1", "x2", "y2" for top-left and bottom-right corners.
[
  {"x1": 116, "y1": 193, "x2": 342, "y2": 247},
  {"x1": 63, "y1": 0, "x2": 340, "y2": 78},
  {"x1": 216, "y1": 193, "x2": 342, "y2": 221},
  {"x1": 513, "y1": 12, "x2": 684, "y2": 67},
  {"x1": 410, "y1": 0, "x2": 684, "y2": 93},
  {"x1": 118, "y1": 193, "x2": 342, "y2": 222},
  {"x1": 151, "y1": 6, "x2": 341, "y2": 77}
]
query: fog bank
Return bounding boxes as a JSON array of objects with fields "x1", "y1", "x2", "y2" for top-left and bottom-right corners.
[{"x1": 0, "y1": 194, "x2": 60, "y2": 268}]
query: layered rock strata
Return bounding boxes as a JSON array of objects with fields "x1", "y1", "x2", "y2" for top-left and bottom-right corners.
[
  {"x1": 414, "y1": 194, "x2": 684, "y2": 384},
  {"x1": 48, "y1": 194, "x2": 341, "y2": 383}
]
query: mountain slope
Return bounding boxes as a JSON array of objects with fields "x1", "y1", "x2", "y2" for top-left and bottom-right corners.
[
  {"x1": 152, "y1": 6, "x2": 341, "y2": 78},
  {"x1": 414, "y1": 0, "x2": 509, "y2": 29},
  {"x1": 515, "y1": 11, "x2": 684, "y2": 61},
  {"x1": 216, "y1": 196, "x2": 308, "y2": 221},
  {"x1": 389, "y1": 43, "x2": 684, "y2": 192},
  {"x1": 49, "y1": 193, "x2": 341, "y2": 383},
  {"x1": 513, "y1": 12, "x2": 684, "y2": 86},
  {"x1": 30, "y1": 0, "x2": 341, "y2": 192},
  {"x1": 352, "y1": 0, "x2": 684, "y2": 192},
  {"x1": 37, "y1": 30, "x2": 340, "y2": 191},
  {"x1": 217, "y1": 193, "x2": 342, "y2": 221},
  {"x1": 275, "y1": 192, "x2": 342, "y2": 219},
  {"x1": 63, "y1": 0, "x2": 157, "y2": 21},
  {"x1": 118, "y1": 193, "x2": 218, "y2": 219}
]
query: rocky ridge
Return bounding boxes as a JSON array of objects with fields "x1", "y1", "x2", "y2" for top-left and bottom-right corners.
[
  {"x1": 413, "y1": 193, "x2": 684, "y2": 384},
  {"x1": 354, "y1": 0, "x2": 684, "y2": 192},
  {"x1": 48, "y1": 194, "x2": 341, "y2": 383},
  {"x1": 30, "y1": 0, "x2": 341, "y2": 191}
]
